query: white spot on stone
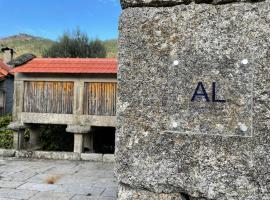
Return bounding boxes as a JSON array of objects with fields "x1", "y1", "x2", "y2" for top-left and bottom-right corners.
[
  {"x1": 216, "y1": 124, "x2": 224, "y2": 131},
  {"x1": 127, "y1": 139, "x2": 133, "y2": 149},
  {"x1": 172, "y1": 121, "x2": 178, "y2": 128},
  {"x1": 134, "y1": 136, "x2": 139, "y2": 144},
  {"x1": 241, "y1": 59, "x2": 249, "y2": 65},
  {"x1": 212, "y1": 69, "x2": 219, "y2": 75},
  {"x1": 142, "y1": 131, "x2": 149, "y2": 137},
  {"x1": 173, "y1": 60, "x2": 179, "y2": 66},
  {"x1": 160, "y1": 43, "x2": 168, "y2": 50},
  {"x1": 155, "y1": 30, "x2": 161, "y2": 36},
  {"x1": 119, "y1": 102, "x2": 130, "y2": 112},
  {"x1": 238, "y1": 123, "x2": 248, "y2": 132}
]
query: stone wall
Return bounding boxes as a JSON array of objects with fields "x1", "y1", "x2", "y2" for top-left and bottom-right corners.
[{"x1": 117, "y1": 0, "x2": 270, "y2": 199}]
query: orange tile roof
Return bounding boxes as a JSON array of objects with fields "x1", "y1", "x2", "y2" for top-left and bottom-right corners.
[
  {"x1": 11, "y1": 58, "x2": 118, "y2": 74},
  {"x1": 0, "y1": 59, "x2": 12, "y2": 78}
]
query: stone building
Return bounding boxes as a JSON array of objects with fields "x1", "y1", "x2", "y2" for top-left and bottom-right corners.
[
  {"x1": 117, "y1": 0, "x2": 269, "y2": 199},
  {"x1": 8, "y1": 58, "x2": 117, "y2": 153}
]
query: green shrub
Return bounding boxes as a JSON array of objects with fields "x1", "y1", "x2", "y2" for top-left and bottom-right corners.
[
  {"x1": 0, "y1": 115, "x2": 12, "y2": 128},
  {"x1": 24, "y1": 128, "x2": 30, "y2": 142},
  {"x1": 0, "y1": 115, "x2": 13, "y2": 149},
  {"x1": 43, "y1": 29, "x2": 106, "y2": 58},
  {"x1": 0, "y1": 115, "x2": 74, "y2": 151},
  {"x1": 0, "y1": 130, "x2": 13, "y2": 149},
  {"x1": 40, "y1": 125, "x2": 73, "y2": 152}
]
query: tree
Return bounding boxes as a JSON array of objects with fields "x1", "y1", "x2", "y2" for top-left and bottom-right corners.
[{"x1": 43, "y1": 29, "x2": 106, "y2": 58}]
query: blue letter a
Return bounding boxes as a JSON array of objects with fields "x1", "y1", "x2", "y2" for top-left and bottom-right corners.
[{"x1": 191, "y1": 82, "x2": 210, "y2": 102}]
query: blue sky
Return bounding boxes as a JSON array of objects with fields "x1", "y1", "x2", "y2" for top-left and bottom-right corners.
[{"x1": 0, "y1": 0, "x2": 121, "y2": 41}]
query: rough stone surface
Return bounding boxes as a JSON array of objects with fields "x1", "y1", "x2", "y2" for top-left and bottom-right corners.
[
  {"x1": 0, "y1": 149, "x2": 15, "y2": 157},
  {"x1": 15, "y1": 150, "x2": 33, "y2": 158},
  {"x1": 7, "y1": 122, "x2": 25, "y2": 131},
  {"x1": 32, "y1": 151, "x2": 81, "y2": 160},
  {"x1": 120, "y1": 0, "x2": 262, "y2": 9},
  {"x1": 118, "y1": 185, "x2": 186, "y2": 200},
  {"x1": 1, "y1": 149, "x2": 113, "y2": 162},
  {"x1": 103, "y1": 154, "x2": 115, "y2": 163},
  {"x1": 118, "y1": 184, "x2": 186, "y2": 200},
  {"x1": 66, "y1": 125, "x2": 91, "y2": 134},
  {"x1": 117, "y1": 1, "x2": 270, "y2": 200},
  {"x1": 81, "y1": 153, "x2": 103, "y2": 162}
]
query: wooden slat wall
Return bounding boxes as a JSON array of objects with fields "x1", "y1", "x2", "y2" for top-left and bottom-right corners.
[
  {"x1": 23, "y1": 81, "x2": 74, "y2": 114},
  {"x1": 84, "y1": 82, "x2": 117, "y2": 116}
]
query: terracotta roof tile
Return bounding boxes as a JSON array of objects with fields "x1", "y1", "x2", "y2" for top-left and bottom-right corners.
[
  {"x1": 0, "y1": 59, "x2": 12, "y2": 77},
  {"x1": 11, "y1": 58, "x2": 118, "y2": 74}
]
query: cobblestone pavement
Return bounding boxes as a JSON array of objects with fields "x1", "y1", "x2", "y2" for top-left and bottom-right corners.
[{"x1": 0, "y1": 158, "x2": 117, "y2": 200}]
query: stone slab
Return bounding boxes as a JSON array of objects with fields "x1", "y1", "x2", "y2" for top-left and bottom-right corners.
[
  {"x1": 0, "y1": 149, "x2": 15, "y2": 157},
  {"x1": 15, "y1": 150, "x2": 33, "y2": 158},
  {"x1": 7, "y1": 122, "x2": 25, "y2": 131},
  {"x1": 29, "y1": 191, "x2": 74, "y2": 200},
  {"x1": 72, "y1": 195, "x2": 116, "y2": 200},
  {"x1": 32, "y1": 151, "x2": 81, "y2": 160},
  {"x1": 10, "y1": 150, "x2": 108, "y2": 162},
  {"x1": 0, "y1": 181, "x2": 24, "y2": 189},
  {"x1": 66, "y1": 125, "x2": 91, "y2": 134},
  {"x1": 0, "y1": 188, "x2": 37, "y2": 199},
  {"x1": 81, "y1": 153, "x2": 103, "y2": 162},
  {"x1": 1, "y1": 171, "x2": 37, "y2": 182},
  {"x1": 103, "y1": 154, "x2": 115, "y2": 163},
  {"x1": 19, "y1": 113, "x2": 116, "y2": 127},
  {"x1": 0, "y1": 159, "x2": 116, "y2": 199},
  {"x1": 55, "y1": 184, "x2": 105, "y2": 196},
  {"x1": 102, "y1": 187, "x2": 118, "y2": 198},
  {"x1": 117, "y1": 1, "x2": 270, "y2": 200},
  {"x1": 17, "y1": 182, "x2": 59, "y2": 192}
]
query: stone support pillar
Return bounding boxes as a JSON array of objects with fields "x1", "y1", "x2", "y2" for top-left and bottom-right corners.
[
  {"x1": 66, "y1": 125, "x2": 91, "y2": 153},
  {"x1": 13, "y1": 129, "x2": 24, "y2": 150},
  {"x1": 7, "y1": 122, "x2": 25, "y2": 150},
  {"x1": 28, "y1": 124, "x2": 41, "y2": 150},
  {"x1": 73, "y1": 133, "x2": 84, "y2": 153}
]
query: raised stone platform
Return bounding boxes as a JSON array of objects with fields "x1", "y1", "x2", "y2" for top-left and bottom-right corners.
[{"x1": 0, "y1": 149, "x2": 115, "y2": 163}]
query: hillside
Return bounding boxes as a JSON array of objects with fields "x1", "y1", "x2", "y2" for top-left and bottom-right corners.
[
  {"x1": 0, "y1": 33, "x2": 118, "y2": 59},
  {"x1": 0, "y1": 33, "x2": 55, "y2": 58}
]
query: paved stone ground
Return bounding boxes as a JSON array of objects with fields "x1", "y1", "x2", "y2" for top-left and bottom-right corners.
[{"x1": 0, "y1": 158, "x2": 117, "y2": 200}]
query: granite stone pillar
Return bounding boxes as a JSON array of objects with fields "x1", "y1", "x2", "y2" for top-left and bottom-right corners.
[
  {"x1": 117, "y1": 0, "x2": 270, "y2": 199},
  {"x1": 66, "y1": 125, "x2": 91, "y2": 153},
  {"x1": 73, "y1": 133, "x2": 84, "y2": 153},
  {"x1": 13, "y1": 129, "x2": 24, "y2": 150},
  {"x1": 7, "y1": 122, "x2": 25, "y2": 150}
]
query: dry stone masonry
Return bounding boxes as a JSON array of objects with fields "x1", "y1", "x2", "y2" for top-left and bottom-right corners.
[{"x1": 117, "y1": 0, "x2": 270, "y2": 199}]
